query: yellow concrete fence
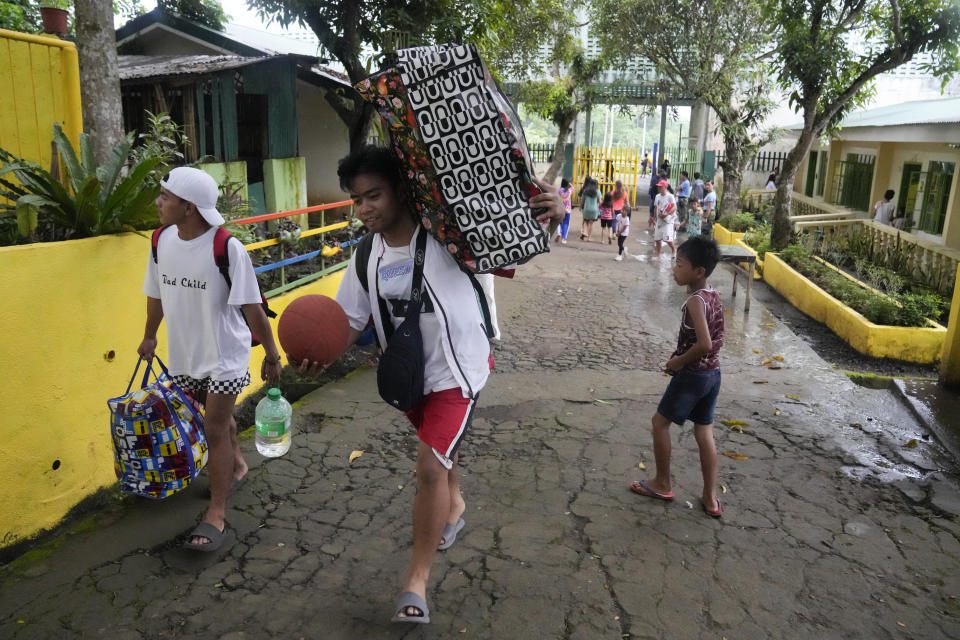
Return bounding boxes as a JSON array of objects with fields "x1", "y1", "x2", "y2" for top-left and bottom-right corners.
[
  {"x1": 763, "y1": 252, "x2": 946, "y2": 363},
  {"x1": 0, "y1": 29, "x2": 82, "y2": 172},
  {"x1": 0, "y1": 233, "x2": 344, "y2": 548}
]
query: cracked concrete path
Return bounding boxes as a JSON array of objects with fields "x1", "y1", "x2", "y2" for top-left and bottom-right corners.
[{"x1": 2, "y1": 230, "x2": 960, "y2": 639}]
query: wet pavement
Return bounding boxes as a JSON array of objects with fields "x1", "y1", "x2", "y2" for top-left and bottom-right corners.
[{"x1": 2, "y1": 225, "x2": 960, "y2": 639}]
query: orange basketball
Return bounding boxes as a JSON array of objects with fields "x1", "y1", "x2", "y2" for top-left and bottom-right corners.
[{"x1": 277, "y1": 295, "x2": 351, "y2": 365}]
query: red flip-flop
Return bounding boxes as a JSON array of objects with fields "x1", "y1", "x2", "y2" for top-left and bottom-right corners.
[
  {"x1": 701, "y1": 498, "x2": 723, "y2": 518},
  {"x1": 629, "y1": 480, "x2": 675, "y2": 501}
]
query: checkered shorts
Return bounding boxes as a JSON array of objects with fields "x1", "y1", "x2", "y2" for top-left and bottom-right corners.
[{"x1": 171, "y1": 371, "x2": 251, "y2": 396}]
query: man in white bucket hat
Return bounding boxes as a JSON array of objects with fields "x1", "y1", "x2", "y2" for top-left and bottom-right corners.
[{"x1": 138, "y1": 166, "x2": 282, "y2": 551}]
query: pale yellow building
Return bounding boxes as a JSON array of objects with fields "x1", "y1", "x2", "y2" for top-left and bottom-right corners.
[{"x1": 792, "y1": 97, "x2": 960, "y2": 250}]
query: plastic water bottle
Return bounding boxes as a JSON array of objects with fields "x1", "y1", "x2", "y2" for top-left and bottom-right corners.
[{"x1": 255, "y1": 388, "x2": 292, "y2": 457}]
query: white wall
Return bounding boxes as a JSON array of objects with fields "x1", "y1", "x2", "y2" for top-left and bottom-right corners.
[{"x1": 296, "y1": 79, "x2": 351, "y2": 205}]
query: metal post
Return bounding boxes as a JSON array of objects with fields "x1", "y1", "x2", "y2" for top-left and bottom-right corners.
[{"x1": 657, "y1": 102, "x2": 667, "y2": 172}]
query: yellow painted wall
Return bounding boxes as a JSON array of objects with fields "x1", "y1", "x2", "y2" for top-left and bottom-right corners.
[
  {"x1": 763, "y1": 253, "x2": 945, "y2": 362},
  {"x1": 0, "y1": 233, "x2": 344, "y2": 548},
  {"x1": 0, "y1": 29, "x2": 82, "y2": 173},
  {"x1": 712, "y1": 223, "x2": 745, "y2": 246},
  {"x1": 941, "y1": 264, "x2": 960, "y2": 387}
]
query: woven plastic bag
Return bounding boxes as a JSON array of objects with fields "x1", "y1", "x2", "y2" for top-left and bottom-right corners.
[
  {"x1": 355, "y1": 42, "x2": 549, "y2": 274},
  {"x1": 108, "y1": 357, "x2": 208, "y2": 499}
]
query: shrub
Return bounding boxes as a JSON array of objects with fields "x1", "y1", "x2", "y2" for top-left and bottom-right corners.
[
  {"x1": 717, "y1": 211, "x2": 760, "y2": 232},
  {"x1": 777, "y1": 244, "x2": 941, "y2": 327},
  {"x1": 743, "y1": 225, "x2": 771, "y2": 259}
]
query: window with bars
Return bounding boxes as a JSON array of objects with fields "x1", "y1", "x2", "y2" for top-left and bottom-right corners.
[
  {"x1": 830, "y1": 155, "x2": 875, "y2": 211},
  {"x1": 916, "y1": 162, "x2": 956, "y2": 235}
]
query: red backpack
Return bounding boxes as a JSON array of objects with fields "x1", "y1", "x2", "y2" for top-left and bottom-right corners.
[{"x1": 151, "y1": 225, "x2": 276, "y2": 346}]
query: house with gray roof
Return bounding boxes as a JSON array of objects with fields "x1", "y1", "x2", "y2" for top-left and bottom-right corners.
[
  {"x1": 790, "y1": 97, "x2": 960, "y2": 250},
  {"x1": 115, "y1": 8, "x2": 356, "y2": 211}
]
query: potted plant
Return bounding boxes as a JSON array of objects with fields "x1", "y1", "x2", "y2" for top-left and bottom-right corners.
[{"x1": 39, "y1": 0, "x2": 70, "y2": 35}]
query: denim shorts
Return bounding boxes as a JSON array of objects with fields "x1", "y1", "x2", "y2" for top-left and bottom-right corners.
[{"x1": 657, "y1": 369, "x2": 721, "y2": 425}]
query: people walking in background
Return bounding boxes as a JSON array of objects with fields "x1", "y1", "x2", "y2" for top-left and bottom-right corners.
[
  {"x1": 660, "y1": 158, "x2": 671, "y2": 178},
  {"x1": 764, "y1": 166, "x2": 780, "y2": 191},
  {"x1": 641, "y1": 154, "x2": 650, "y2": 176},
  {"x1": 611, "y1": 180, "x2": 627, "y2": 235},
  {"x1": 630, "y1": 236, "x2": 725, "y2": 519},
  {"x1": 873, "y1": 189, "x2": 896, "y2": 225},
  {"x1": 556, "y1": 178, "x2": 573, "y2": 244},
  {"x1": 599, "y1": 191, "x2": 615, "y2": 245},
  {"x1": 676, "y1": 171, "x2": 691, "y2": 228},
  {"x1": 579, "y1": 176, "x2": 600, "y2": 241},
  {"x1": 614, "y1": 206, "x2": 631, "y2": 261},
  {"x1": 692, "y1": 172, "x2": 705, "y2": 202},
  {"x1": 686, "y1": 199, "x2": 703, "y2": 238},
  {"x1": 702, "y1": 181, "x2": 717, "y2": 237},
  {"x1": 653, "y1": 179, "x2": 677, "y2": 258}
]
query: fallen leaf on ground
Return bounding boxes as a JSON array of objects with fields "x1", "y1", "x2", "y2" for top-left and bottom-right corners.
[
  {"x1": 460, "y1": 628, "x2": 468, "y2": 633},
  {"x1": 772, "y1": 355, "x2": 784, "y2": 361},
  {"x1": 904, "y1": 439, "x2": 919, "y2": 448},
  {"x1": 348, "y1": 450, "x2": 364, "y2": 463},
  {"x1": 721, "y1": 419, "x2": 749, "y2": 427},
  {"x1": 768, "y1": 365, "x2": 782, "y2": 370},
  {"x1": 565, "y1": 411, "x2": 573, "y2": 416},
  {"x1": 662, "y1": 372, "x2": 669, "y2": 376},
  {"x1": 753, "y1": 380, "x2": 768, "y2": 384},
  {"x1": 638, "y1": 462, "x2": 646, "y2": 470},
  {"x1": 398, "y1": 484, "x2": 404, "y2": 490},
  {"x1": 765, "y1": 323, "x2": 776, "y2": 327},
  {"x1": 773, "y1": 408, "x2": 781, "y2": 416},
  {"x1": 685, "y1": 501, "x2": 694, "y2": 509},
  {"x1": 723, "y1": 451, "x2": 749, "y2": 460},
  {"x1": 850, "y1": 423, "x2": 863, "y2": 429},
  {"x1": 761, "y1": 358, "x2": 772, "y2": 366},
  {"x1": 786, "y1": 394, "x2": 800, "y2": 401},
  {"x1": 897, "y1": 621, "x2": 906, "y2": 627},
  {"x1": 721, "y1": 485, "x2": 728, "y2": 494},
  {"x1": 594, "y1": 398, "x2": 612, "y2": 405},
  {"x1": 752, "y1": 349, "x2": 760, "y2": 354},
  {"x1": 588, "y1": 388, "x2": 594, "y2": 393}
]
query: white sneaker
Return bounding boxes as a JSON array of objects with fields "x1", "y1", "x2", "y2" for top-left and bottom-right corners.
[{"x1": 615, "y1": 254, "x2": 623, "y2": 261}]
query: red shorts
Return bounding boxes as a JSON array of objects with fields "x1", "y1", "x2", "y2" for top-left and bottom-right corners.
[{"x1": 405, "y1": 388, "x2": 478, "y2": 469}]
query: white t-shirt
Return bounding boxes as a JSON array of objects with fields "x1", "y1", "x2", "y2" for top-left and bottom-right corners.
[
  {"x1": 336, "y1": 232, "x2": 459, "y2": 394},
  {"x1": 874, "y1": 201, "x2": 895, "y2": 224},
  {"x1": 143, "y1": 226, "x2": 262, "y2": 381},
  {"x1": 616, "y1": 213, "x2": 631, "y2": 237},
  {"x1": 655, "y1": 193, "x2": 676, "y2": 216}
]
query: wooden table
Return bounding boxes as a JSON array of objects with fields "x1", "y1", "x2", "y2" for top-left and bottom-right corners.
[{"x1": 717, "y1": 244, "x2": 757, "y2": 311}]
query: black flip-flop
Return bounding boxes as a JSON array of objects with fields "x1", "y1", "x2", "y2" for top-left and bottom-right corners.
[{"x1": 183, "y1": 522, "x2": 228, "y2": 552}]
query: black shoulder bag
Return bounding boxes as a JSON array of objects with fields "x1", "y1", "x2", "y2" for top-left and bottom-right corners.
[{"x1": 374, "y1": 227, "x2": 427, "y2": 411}]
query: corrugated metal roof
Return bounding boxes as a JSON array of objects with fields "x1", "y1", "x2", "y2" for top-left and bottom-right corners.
[
  {"x1": 118, "y1": 54, "x2": 265, "y2": 80},
  {"x1": 787, "y1": 96, "x2": 960, "y2": 129},
  {"x1": 118, "y1": 54, "x2": 350, "y2": 87}
]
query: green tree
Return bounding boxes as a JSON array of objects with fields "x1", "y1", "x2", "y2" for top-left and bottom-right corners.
[
  {"x1": 0, "y1": 0, "x2": 41, "y2": 32},
  {"x1": 157, "y1": 0, "x2": 227, "y2": 31},
  {"x1": 768, "y1": 0, "x2": 960, "y2": 250},
  {"x1": 481, "y1": 0, "x2": 610, "y2": 182},
  {"x1": 595, "y1": 0, "x2": 780, "y2": 216},
  {"x1": 246, "y1": 0, "x2": 494, "y2": 150}
]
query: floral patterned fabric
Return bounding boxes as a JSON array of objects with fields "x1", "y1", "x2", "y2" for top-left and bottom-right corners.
[{"x1": 355, "y1": 43, "x2": 549, "y2": 273}]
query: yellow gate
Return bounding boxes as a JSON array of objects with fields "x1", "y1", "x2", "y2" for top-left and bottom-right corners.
[{"x1": 572, "y1": 146, "x2": 641, "y2": 206}]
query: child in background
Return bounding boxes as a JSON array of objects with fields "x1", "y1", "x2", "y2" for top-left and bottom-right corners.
[
  {"x1": 611, "y1": 180, "x2": 627, "y2": 235},
  {"x1": 599, "y1": 192, "x2": 615, "y2": 245},
  {"x1": 686, "y1": 199, "x2": 703, "y2": 238},
  {"x1": 630, "y1": 236, "x2": 725, "y2": 518},
  {"x1": 614, "y1": 206, "x2": 631, "y2": 261},
  {"x1": 579, "y1": 177, "x2": 600, "y2": 241},
  {"x1": 653, "y1": 180, "x2": 677, "y2": 258},
  {"x1": 556, "y1": 179, "x2": 573, "y2": 244}
]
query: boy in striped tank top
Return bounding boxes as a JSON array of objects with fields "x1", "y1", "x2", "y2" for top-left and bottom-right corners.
[{"x1": 630, "y1": 236, "x2": 725, "y2": 517}]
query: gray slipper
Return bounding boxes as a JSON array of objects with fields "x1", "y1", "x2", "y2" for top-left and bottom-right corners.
[
  {"x1": 438, "y1": 517, "x2": 465, "y2": 551},
  {"x1": 391, "y1": 591, "x2": 430, "y2": 624},
  {"x1": 182, "y1": 522, "x2": 227, "y2": 552}
]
